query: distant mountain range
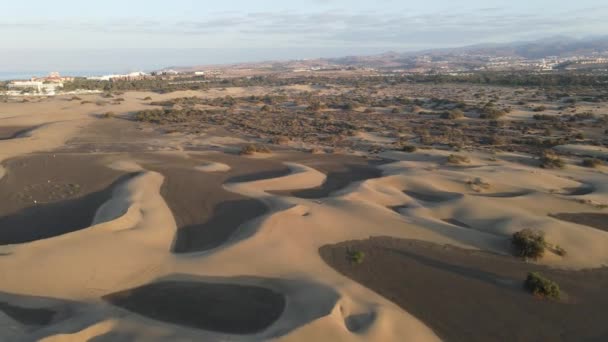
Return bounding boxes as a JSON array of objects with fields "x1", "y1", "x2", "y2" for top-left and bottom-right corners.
[
  {"x1": 324, "y1": 36, "x2": 608, "y2": 68},
  {"x1": 423, "y1": 36, "x2": 608, "y2": 59},
  {"x1": 171, "y1": 36, "x2": 608, "y2": 72}
]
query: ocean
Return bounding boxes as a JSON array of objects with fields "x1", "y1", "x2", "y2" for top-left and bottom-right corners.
[{"x1": 0, "y1": 71, "x2": 117, "y2": 81}]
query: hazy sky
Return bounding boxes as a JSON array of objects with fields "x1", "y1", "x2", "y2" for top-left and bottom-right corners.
[{"x1": 1, "y1": 0, "x2": 607, "y2": 72}]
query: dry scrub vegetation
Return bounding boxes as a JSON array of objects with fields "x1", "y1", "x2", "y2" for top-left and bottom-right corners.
[{"x1": 129, "y1": 80, "x2": 608, "y2": 163}]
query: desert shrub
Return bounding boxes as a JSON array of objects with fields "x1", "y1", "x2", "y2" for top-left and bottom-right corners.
[
  {"x1": 441, "y1": 109, "x2": 464, "y2": 119},
  {"x1": 562, "y1": 97, "x2": 577, "y2": 104},
  {"x1": 402, "y1": 145, "x2": 417, "y2": 153},
  {"x1": 134, "y1": 109, "x2": 164, "y2": 123},
  {"x1": 574, "y1": 112, "x2": 595, "y2": 120},
  {"x1": 309, "y1": 147, "x2": 324, "y2": 154},
  {"x1": 348, "y1": 250, "x2": 365, "y2": 264},
  {"x1": 479, "y1": 106, "x2": 507, "y2": 119},
  {"x1": 512, "y1": 229, "x2": 545, "y2": 260},
  {"x1": 100, "y1": 111, "x2": 115, "y2": 119},
  {"x1": 485, "y1": 135, "x2": 506, "y2": 145},
  {"x1": 572, "y1": 132, "x2": 584, "y2": 140},
  {"x1": 308, "y1": 101, "x2": 324, "y2": 111},
  {"x1": 239, "y1": 144, "x2": 271, "y2": 155},
  {"x1": 447, "y1": 154, "x2": 470, "y2": 164},
  {"x1": 270, "y1": 136, "x2": 290, "y2": 145},
  {"x1": 539, "y1": 151, "x2": 565, "y2": 169},
  {"x1": 581, "y1": 158, "x2": 603, "y2": 168},
  {"x1": 342, "y1": 102, "x2": 355, "y2": 111},
  {"x1": 533, "y1": 114, "x2": 559, "y2": 121},
  {"x1": 524, "y1": 272, "x2": 560, "y2": 299}
]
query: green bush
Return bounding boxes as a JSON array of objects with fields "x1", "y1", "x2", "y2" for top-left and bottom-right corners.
[
  {"x1": 348, "y1": 250, "x2": 365, "y2": 264},
  {"x1": 524, "y1": 272, "x2": 560, "y2": 299},
  {"x1": 512, "y1": 229, "x2": 545, "y2": 260}
]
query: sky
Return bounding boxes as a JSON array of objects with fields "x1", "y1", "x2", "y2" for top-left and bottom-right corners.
[{"x1": 1, "y1": 0, "x2": 607, "y2": 74}]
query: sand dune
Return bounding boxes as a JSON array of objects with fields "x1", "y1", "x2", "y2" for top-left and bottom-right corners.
[{"x1": 1, "y1": 95, "x2": 607, "y2": 341}]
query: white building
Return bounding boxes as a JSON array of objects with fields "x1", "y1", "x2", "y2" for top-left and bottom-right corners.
[
  {"x1": 8, "y1": 81, "x2": 44, "y2": 92},
  {"x1": 87, "y1": 71, "x2": 147, "y2": 81},
  {"x1": 7, "y1": 81, "x2": 63, "y2": 95}
]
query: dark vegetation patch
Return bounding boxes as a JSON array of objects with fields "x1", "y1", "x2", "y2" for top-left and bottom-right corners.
[{"x1": 123, "y1": 79, "x2": 608, "y2": 155}]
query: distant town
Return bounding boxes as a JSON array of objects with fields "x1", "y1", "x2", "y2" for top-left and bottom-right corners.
[{"x1": 2, "y1": 49, "x2": 608, "y2": 97}]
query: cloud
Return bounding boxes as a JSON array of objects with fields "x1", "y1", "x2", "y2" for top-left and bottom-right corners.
[{"x1": 1, "y1": 7, "x2": 607, "y2": 49}]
